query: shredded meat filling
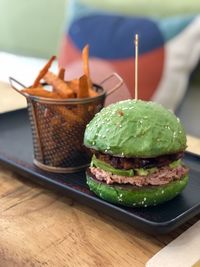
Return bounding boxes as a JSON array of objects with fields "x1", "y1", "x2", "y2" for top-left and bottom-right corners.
[
  {"x1": 89, "y1": 165, "x2": 188, "y2": 187},
  {"x1": 93, "y1": 151, "x2": 184, "y2": 169}
]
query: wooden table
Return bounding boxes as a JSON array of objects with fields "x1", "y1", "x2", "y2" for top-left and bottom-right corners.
[{"x1": 0, "y1": 136, "x2": 199, "y2": 267}]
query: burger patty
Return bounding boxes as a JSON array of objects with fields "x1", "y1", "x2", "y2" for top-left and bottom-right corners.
[
  {"x1": 89, "y1": 165, "x2": 188, "y2": 187},
  {"x1": 94, "y1": 151, "x2": 184, "y2": 169}
]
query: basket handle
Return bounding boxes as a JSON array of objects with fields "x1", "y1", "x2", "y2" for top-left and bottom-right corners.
[
  {"x1": 99, "y1": 73, "x2": 124, "y2": 96},
  {"x1": 9, "y1": 77, "x2": 28, "y2": 97}
]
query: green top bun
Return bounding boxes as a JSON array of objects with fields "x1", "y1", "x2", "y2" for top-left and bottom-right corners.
[{"x1": 84, "y1": 100, "x2": 187, "y2": 158}]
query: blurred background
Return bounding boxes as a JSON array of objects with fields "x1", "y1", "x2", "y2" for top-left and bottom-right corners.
[{"x1": 0, "y1": 0, "x2": 200, "y2": 136}]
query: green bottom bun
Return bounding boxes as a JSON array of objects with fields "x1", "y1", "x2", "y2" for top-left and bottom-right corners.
[{"x1": 86, "y1": 174, "x2": 189, "y2": 207}]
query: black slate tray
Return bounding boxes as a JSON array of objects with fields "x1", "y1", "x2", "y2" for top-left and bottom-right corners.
[{"x1": 0, "y1": 109, "x2": 200, "y2": 234}]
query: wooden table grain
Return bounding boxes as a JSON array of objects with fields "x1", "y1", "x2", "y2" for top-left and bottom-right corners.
[{"x1": 0, "y1": 136, "x2": 200, "y2": 267}]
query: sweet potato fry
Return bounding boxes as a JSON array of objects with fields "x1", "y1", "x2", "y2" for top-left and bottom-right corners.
[
  {"x1": 51, "y1": 106, "x2": 84, "y2": 124},
  {"x1": 44, "y1": 72, "x2": 74, "y2": 98},
  {"x1": 51, "y1": 115, "x2": 62, "y2": 126},
  {"x1": 22, "y1": 87, "x2": 61, "y2": 98},
  {"x1": 67, "y1": 79, "x2": 98, "y2": 98},
  {"x1": 50, "y1": 119, "x2": 85, "y2": 166},
  {"x1": 32, "y1": 56, "x2": 56, "y2": 87},
  {"x1": 78, "y1": 75, "x2": 89, "y2": 98},
  {"x1": 58, "y1": 68, "x2": 65, "y2": 80},
  {"x1": 67, "y1": 79, "x2": 79, "y2": 94},
  {"x1": 41, "y1": 115, "x2": 63, "y2": 166},
  {"x1": 82, "y1": 44, "x2": 92, "y2": 88},
  {"x1": 89, "y1": 88, "x2": 98, "y2": 97}
]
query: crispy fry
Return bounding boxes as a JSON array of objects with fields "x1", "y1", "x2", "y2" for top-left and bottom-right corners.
[
  {"x1": 89, "y1": 88, "x2": 98, "y2": 97},
  {"x1": 22, "y1": 87, "x2": 61, "y2": 98},
  {"x1": 49, "y1": 119, "x2": 84, "y2": 166},
  {"x1": 44, "y1": 72, "x2": 74, "y2": 98},
  {"x1": 67, "y1": 79, "x2": 79, "y2": 94},
  {"x1": 51, "y1": 115, "x2": 62, "y2": 126},
  {"x1": 67, "y1": 79, "x2": 98, "y2": 98},
  {"x1": 52, "y1": 106, "x2": 84, "y2": 124},
  {"x1": 77, "y1": 75, "x2": 90, "y2": 118},
  {"x1": 58, "y1": 68, "x2": 65, "y2": 80},
  {"x1": 32, "y1": 56, "x2": 56, "y2": 87},
  {"x1": 78, "y1": 75, "x2": 89, "y2": 98},
  {"x1": 41, "y1": 115, "x2": 62, "y2": 166},
  {"x1": 82, "y1": 44, "x2": 92, "y2": 88}
]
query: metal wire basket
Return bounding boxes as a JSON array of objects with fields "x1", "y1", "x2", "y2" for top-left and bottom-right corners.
[{"x1": 9, "y1": 73, "x2": 123, "y2": 173}]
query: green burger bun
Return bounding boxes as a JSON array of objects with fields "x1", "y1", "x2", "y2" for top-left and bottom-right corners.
[
  {"x1": 86, "y1": 173, "x2": 189, "y2": 207},
  {"x1": 84, "y1": 99, "x2": 186, "y2": 158},
  {"x1": 84, "y1": 100, "x2": 188, "y2": 207}
]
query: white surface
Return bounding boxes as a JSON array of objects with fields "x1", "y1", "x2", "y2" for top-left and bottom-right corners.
[
  {"x1": 0, "y1": 52, "x2": 58, "y2": 86},
  {"x1": 0, "y1": 52, "x2": 58, "y2": 113},
  {"x1": 0, "y1": 81, "x2": 26, "y2": 113},
  {"x1": 146, "y1": 220, "x2": 200, "y2": 267}
]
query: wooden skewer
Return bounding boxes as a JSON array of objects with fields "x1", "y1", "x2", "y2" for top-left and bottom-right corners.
[{"x1": 134, "y1": 34, "x2": 139, "y2": 100}]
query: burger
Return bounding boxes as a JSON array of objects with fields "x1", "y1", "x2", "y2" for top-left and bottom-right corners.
[{"x1": 84, "y1": 100, "x2": 189, "y2": 207}]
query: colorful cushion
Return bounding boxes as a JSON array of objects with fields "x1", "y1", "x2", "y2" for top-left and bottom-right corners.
[{"x1": 59, "y1": 0, "x2": 200, "y2": 109}]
